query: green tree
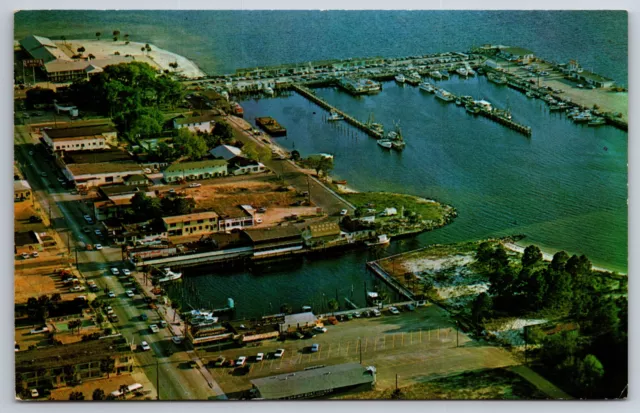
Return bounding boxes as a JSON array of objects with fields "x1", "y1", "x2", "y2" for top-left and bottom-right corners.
[
  {"x1": 130, "y1": 191, "x2": 152, "y2": 215},
  {"x1": 327, "y1": 298, "x2": 339, "y2": 315},
  {"x1": 471, "y1": 292, "x2": 492, "y2": 324},
  {"x1": 212, "y1": 121, "x2": 234, "y2": 144},
  {"x1": 489, "y1": 245, "x2": 510, "y2": 272},
  {"x1": 256, "y1": 144, "x2": 272, "y2": 163},
  {"x1": 69, "y1": 391, "x2": 85, "y2": 400},
  {"x1": 77, "y1": 46, "x2": 86, "y2": 55},
  {"x1": 550, "y1": 251, "x2": 570, "y2": 272},
  {"x1": 174, "y1": 128, "x2": 208, "y2": 160},
  {"x1": 577, "y1": 354, "x2": 605, "y2": 398},
  {"x1": 100, "y1": 357, "x2": 115, "y2": 379},
  {"x1": 95, "y1": 32, "x2": 101, "y2": 41},
  {"x1": 280, "y1": 303, "x2": 292, "y2": 315},
  {"x1": 522, "y1": 245, "x2": 542, "y2": 267},
  {"x1": 92, "y1": 388, "x2": 106, "y2": 400},
  {"x1": 96, "y1": 312, "x2": 105, "y2": 326},
  {"x1": 128, "y1": 107, "x2": 164, "y2": 139},
  {"x1": 155, "y1": 142, "x2": 177, "y2": 162},
  {"x1": 173, "y1": 197, "x2": 195, "y2": 215},
  {"x1": 242, "y1": 141, "x2": 258, "y2": 160},
  {"x1": 523, "y1": 269, "x2": 548, "y2": 309},
  {"x1": 112, "y1": 30, "x2": 120, "y2": 40},
  {"x1": 544, "y1": 269, "x2": 573, "y2": 313},
  {"x1": 475, "y1": 241, "x2": 494, "y2": 265}
]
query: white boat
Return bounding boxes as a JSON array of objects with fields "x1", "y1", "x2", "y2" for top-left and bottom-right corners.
[
  {"x1": 441, "y1": 70, "x2": 450, "y2": 79},
  {"x1": 588, "y1": 117, "x2": 606, "y2": 127},
  {"x1": 328, "y1": 110, "x2": 344, "y2": 121},
  {"x1": 467, "y1": 68, "x2": 476, "y2": 76},
  {"x1": 395, "y1": 74, "x2": 406, "y2": 83},
  {"x1": 456, "y1": 67, "x2": 468, "y2": 77},
  {"x1": 419, "y1": 82, "x2": 435, "y2": 93},
  {"x1": 455, "y1": 99, "x2": 463, "y2": 106},
  {"x1": 487, "y1": 73, "x2": 507, "y2": 85},
  {"x1": 573, "y1": 112, "x2": 592, "y2": 123},
  {"x1": 406, "y1": 72, "x2": 421, "y2": 84},
  {"x1": 263, "y1": 86, "x2": 274, "y2": 95},
  {"x1": 366, "y1": 234, "x2": 390, "y2": 247},
  {"x1": 157, "y1": 268, "x2": 182, "y2": 283},
  {"x1": 435, "y1": 89, "x2": 455, "y2": 102},
  {"x1": 430, "y1": 70, "x2": 442, "y2": 80},
  {"x1": 377, "y1": 139, "x2": 393, "y2": 149},
  {"x1": 366, "y1": 113, "x2": 384, "y2": 134},
  {"x1": 526, "y1": 90, "x2": 535, "y2": 98}
]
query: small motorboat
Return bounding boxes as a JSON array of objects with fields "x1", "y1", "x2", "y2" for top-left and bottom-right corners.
[{"x1": 366, "y1": 234, "x2": 390, "y2": 247}]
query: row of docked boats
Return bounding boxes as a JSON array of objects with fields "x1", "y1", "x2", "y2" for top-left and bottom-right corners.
[
  {"x1": 566, "y1": 108, "x2": 606, "y2": 126},
  {"x1": 395, "y1": 66, "x2": 475, "y2": 85},
  {"x1": 376, "y1": 122, "x2": 406, "y2": 150}
]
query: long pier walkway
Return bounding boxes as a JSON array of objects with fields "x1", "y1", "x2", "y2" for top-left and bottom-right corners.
[{"x1": 291, "y1": 84, "x2": 384, "y2": 139}]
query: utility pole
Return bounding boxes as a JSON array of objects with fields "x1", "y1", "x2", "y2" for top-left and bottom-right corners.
[
  {"x1": 359, "y1": 338, "x2": 362, "y2": 364},
  {"x1": 396, "y1": 374, "x2": 398, "y2": 391},
  {"x1": 156, "y1": 359, "x2": 160, "y2": 401},
  {"x1": 48, "y1": 204, "x2": 52, "y2": 226},
  {"x1": 456, "y1": 321, "x2": 459, "y2": 348},
  {"x1": 524, "y1": 326, "x2": 528, "y2": 365},
  {"x1": 75, "y1": 248, "x2": 78, "y2": 267},
  {"x1": 67, "y1": 231, "x2": 71, "y2": 254}
]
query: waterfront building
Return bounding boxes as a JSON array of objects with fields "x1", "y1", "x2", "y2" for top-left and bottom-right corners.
[
  {"x1": 57, "y1": 149, "x2": 142, "y2": 189},
  {"x1": 571, "y1": 70, "x2": 615, "y2": 88},
  {"x1": 14, "y1": 230, "x2": 43, "y2": 255},
  {"x1": 101, "y1": 219, "x2": 168, "y2": 246},
  {"x1": 228, "y1": 157, "x2": 266, "y2": 175},
  {"x1": 14, "y1": 180, "x2": 32, "y2": 202},
  {"x1": 15, "y1": 336, "x2": 133, "y2": 391},
  {"x1": 497, "y1": 46, "x2": 535, "y2": 64},
  {"x1": 42, "y1": 123, "x2": 118, "y2": 152},
  {"x1": 162, "y1": 211, "x2": 219, "y2": 237},
  {"x1": 19, "y1": 34, "x2": 69, "y2": 63},
  {"x1": 216, "y1": 205, "x2": 255, "y2": 232},
  {"x1": 302, "y1": 221, "x2": 343, "y2": 248},
  {"x1": 162, "y1": 159, "x2": 228, "y2": 183},
  {"x1": 172, "y1": 112, "x2": 217, "y2": 133},
  {"x1": 93, "y1": 185, "x2": 156, "y2": 221},
  {"x1": 250, "y1": 363, "x2": 377, "y2": 400},
  {"x1": 242, "y1": 226, "x2": 303, "y2": 257}
]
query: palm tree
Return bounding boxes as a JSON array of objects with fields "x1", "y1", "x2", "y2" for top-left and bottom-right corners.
[
  {"x1": 95, "y1": 32, "x2": 101, "y2": 41},
  {"x1": 88, "y1": 53, "x2": 95, "y2": 60},
  {"x1": 92, "y1": 388, "x2": 106, "y2": 400},
  {"x1": 327, "y1": 298, "x2": 339, "y2": 315},
  {"x1": 69, "y1": 391, "x2": 85, "y2": 400},
  {"x1": 112, "y1": 30, "x2": 120, "y2": 41},
  {"x1": 77, "y1": 46, "x2": 85, "y2": 55},
  {"x1": 124, "y1": 33, "x2": 129, "y2": 41},
  {"x1": 100, "y1": 357, "x2": 115, "y2": 378}
]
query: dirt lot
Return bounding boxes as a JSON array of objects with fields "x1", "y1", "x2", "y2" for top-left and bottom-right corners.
[
  {"x1": 14, "y1": 201, "x2": 47, "y2": 233},
  {"x1": 49, "y1": 370, "x2": 156, "y2": 401}
]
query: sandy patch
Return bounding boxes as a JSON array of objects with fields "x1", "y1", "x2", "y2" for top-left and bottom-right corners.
[
  {"x1": 56, "y1": 39, "x2": 206, "y2": 78},
  {"x1": 397, "y1": 254, "x2": 475, "y2": 274},
  {"x1": 486, "y1": 318, "x2": 548, "y2": 347}
]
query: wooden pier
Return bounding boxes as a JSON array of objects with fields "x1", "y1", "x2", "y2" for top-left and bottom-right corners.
[
  {"x1": 291, "y1": 84, "x2": 384, "y2": 139},
  {"x1": 477, "y1": 108, "x2": 533, "y2": 136}
]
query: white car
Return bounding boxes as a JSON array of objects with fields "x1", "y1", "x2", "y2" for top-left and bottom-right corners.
[
  {"x1": 21, "y1": 252, "x2": 30, "y2": 259},
  {"x1": 94, "y1": 229, "x2": 102, "y2": 236},
  {"x1": 140, "y1": 341, "x2": 151, "y2": 351},
  {"x1": 94, "y1": 244, "x2": 103, "y2": 250},
  {"x1": 172, "y1": 336, "x2": 184, "y2": 345},
  {"x1": 274, "y1": 349, "x2": 285, "y2": 358},
  {"x1": 30, "y1": 389, "x2": 39, "y2": 398},
  {"x1": 122, "y1": 269, "x2": 131, "y2": 276},
  {"x1": 388, "y1": 306, "x2": 400, "y2": 315},
  {"x1": 255, "y1": 353, "x2": 264, "y2": 361},
  {"x1": 125, "y1": 290, "x2": 134, "y2": 298},
  {"x1": 235, "y1": 356, "x2": 247, "y2": 366},
  {"x1": 149, "y1": 324, "x2": 159, "y2": 333},
  {"x1": 340, "y1": 209, "x2": 348, "y2": 216},
  {"x1": 310, "y1": 344, "x2": 319, "y2": 353},
  {"x1": 188, "y1": 183, "x2": 201, "y2": 188},
  {"x1": 372, "y1": 308, "x2": 382, "y2": 317},
  {"x1": 107, "y1": 291, "x2": 116, "y2": 298},
  {"x1": 83, "y1": 215, "x2": 93, "y2": 223},
  {"x1": 69, "y1": 285, "x2": 85, "y2": 292},
  {"x1": 31, "y1": 252, "x2": 39, "y2": 258},
  {"x1": 312, "y1": 326, "x2": 327, "y2": 334},
  {"x1": 106, "y1": 306, "x2": 114, "y2": 315},
  {"x1": 110, "y1": 267, "x2": 120, "y2": 275}
]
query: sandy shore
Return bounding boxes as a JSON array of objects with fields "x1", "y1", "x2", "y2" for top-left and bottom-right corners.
[
  {"x1": 503, "y1": 242, "x2": 624, "y2": 275},
  {"x1": 55, "y1": 39, "x2": 206, "y2": 78}
]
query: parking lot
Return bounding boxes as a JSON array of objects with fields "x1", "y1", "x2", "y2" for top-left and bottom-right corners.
[{"x1": 195, "y1": 304, "x2": 519, "y2": 396}]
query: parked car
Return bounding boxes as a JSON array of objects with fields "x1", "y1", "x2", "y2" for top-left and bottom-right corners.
[
  {"x1": 93, "y1": 244, "x2": 102, "y2": 250},
  {"x1": 110, "y1": 267, "x2": 120, "y2": 275},
  {"x1": 149, "y1": 324, "x2": 159, "y2": 333},
  {"x1": 235, "y1": 356, "x2": 247, "y2": 367},
  {"x1": 213, "y1": 356, "x2": 226, "y2": 367},
  {"x1": 172, "y1": 336, "x2": 184, "y2": 345},
  {"x1": 188, "y1": 183, "x2": 201, "y2": 188},
  {"x1": 31, "y1": 252, "x2": 39, "y2": 258},
  {"x1": 304, "y1": 331, "x2": 316, "y2": 339},
  {"x1": 140, "y1": 313, "x2": 148, "y2": 321},
  {"x1": 122, "y1": 269, "x2": 131, "y2": 276},
  {"x1": 388, "y1": 306, "x2": 400, "y2": 315},
  {"x1": 405, "y1": 303, "x2": 416, "y2": 311},
  {"x1": 30, "y1": 389, "x2": 39, "y2": 398},
  {"x1": 125, "y1": 290, "x2": 134, "y2": 298},
  {"x1": 94, "y1": 229, "x2": 102, "y2": 236},
  {"x1": 255, "y1": 353, "x2": 264, "y2": 362},
  {"x1": 69, "y1": 285, "x2": 85, "y2": 292},
  {"x1": 274, "y1": 349, "x2": 285, "y2": 358},
  {"x1": 21, "y1": 252, "x2": 30, "y2": 259},
  {"x1": 340, "y1": 209, "x2": 348, "y2": 216},
  {"x1": 310, "y1": 343, "x2": 320, "y2": 353},
  {"x1": 372, "y1": 309, "x2": 382, "y2": 317},
  {"x1": 107, "y1": 291, "x2": 116, "y2": 298},
  {"x1": 159, "y1": 320, "x2": 167, "y2": 328},
  {"x1": 140, "y1": 341, "x2": 151, "y2": 351},
  {"x1": 312, "y1": 326, "x2": 327, "y2": 334},
  {"x1": 83, "y1": 215, "x2": 93, "y2": 224}
]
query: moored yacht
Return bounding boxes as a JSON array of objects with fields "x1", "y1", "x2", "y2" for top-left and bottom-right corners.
[
  {"x1": 456, "y1": 67, "x2": 468, "y2": 77},
  {"x1": 328, "y1": 110, "x2": 344, "y2": 121},
  {"x1": 430, "y1": 70, "x2": 442, "y2": 80},
  {"x1": 377, "y1": 139, "x2": 393, "y2": 149},
  {"x1": 435, "y1": 88, "x2": 455, "y2": 102},
  {"x1": 263, "y1": 86, "x2": 274, "y2": 95},
  {"x1": 419, "y1": 82, "x2": 435, "y2": 93},
  {"x1": 406, "y1": 72, "x2": 422, "y2": 85},
  {"x1": 395, "y1": 74, "x2": 406, "y2": 83}
]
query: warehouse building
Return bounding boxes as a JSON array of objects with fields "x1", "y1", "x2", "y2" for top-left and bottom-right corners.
[{"x1": 250, "y1": 363, "x2": 376, "y2": 399}]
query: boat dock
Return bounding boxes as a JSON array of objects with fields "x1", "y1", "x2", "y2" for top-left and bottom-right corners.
[
  {"x1": 366, "y1": 261, "x2": 414, "y2": 300},
  {"x1": 477, "y1": 108, "x2": 532, "y2": 136},
  {"x1": 291, "y1": 84, "x2": 384, "y2": 139}
]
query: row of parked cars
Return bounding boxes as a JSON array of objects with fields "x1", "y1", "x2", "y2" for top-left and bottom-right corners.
[{"x1": 211, "y1": 348, "x2": 285, "y2": 369}]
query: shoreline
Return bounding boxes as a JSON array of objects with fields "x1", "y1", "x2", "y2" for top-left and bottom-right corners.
[
  {"x1": 54, "y1": 39, "x2": 207, "y2": 79},
  {"x1": 504, "y1": 242, "x2": 626, "y2": 275}
]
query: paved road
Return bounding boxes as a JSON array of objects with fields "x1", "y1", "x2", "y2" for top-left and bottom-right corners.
[{"x1": 14, "y1": 126, "x2": 224, "y2": 400}]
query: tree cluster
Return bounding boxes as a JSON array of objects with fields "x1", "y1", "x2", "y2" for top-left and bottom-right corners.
[{"x1": 124, "y1": 191, "x2": 195, "y2": 224}]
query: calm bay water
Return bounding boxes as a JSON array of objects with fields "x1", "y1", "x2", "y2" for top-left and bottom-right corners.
[{"x1": 14, "y1": 11, "x2": 628, "y2": 317}]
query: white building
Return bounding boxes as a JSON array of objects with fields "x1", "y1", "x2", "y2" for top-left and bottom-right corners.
[
  {"x1": 42, "y1": 124, "x2": 118, "y2": 152},
  {"x1": 210, "y1": 144, "x2": 243, "y2": 160},
  {"x1": 173, "y1": 112, "x2": 217, "y2": 133}
]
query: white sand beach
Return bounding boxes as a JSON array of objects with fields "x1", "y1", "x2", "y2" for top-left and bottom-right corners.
[{"x1": 56, "y1": 39, "x2": 207, "y2": 78}]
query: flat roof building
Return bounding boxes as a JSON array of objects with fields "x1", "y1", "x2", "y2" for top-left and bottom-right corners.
[
  {"x1": 42, "y1": 123, "x2": 118, "y2": 152},
  {"x1": 162, "y1": 211, "x2": 219, "y2": 237},
  {"x1": 242, "y1": 226, "x2": 303, "y2": 257},
  {"x1": 59, "y1": 149, "x2": 142, "y2": 189},
  {"x1": 163, "y1": 159, "x2": 228, "y2": 183},
  {"x1": 250, "y1": 363, "x2": 376, "y2": 400},
  {"x1": 14, "y1": 180, "x2": 32, "y2": 202}
]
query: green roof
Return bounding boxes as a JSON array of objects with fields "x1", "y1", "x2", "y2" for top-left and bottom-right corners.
[
  {"x1": 251, "y1": 363, "x2": 375, "y2": 399},
  {"x1": 164, "y1": 159, "x2": 227, "y2": 173},
  {"x1": 578, "y1": 70, "x2": 613, "y2": 83},
  {"x1": 501, "y1": 46, "x2": 535, "y2": 57}
]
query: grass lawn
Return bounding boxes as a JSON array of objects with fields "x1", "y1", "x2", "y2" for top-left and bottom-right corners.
[
  {"x1": 340, "y1": 368, "x2": 549, "y2": 400},
  {"x1": 344, "y1": 192, "x2": 448, "y2": 221}
]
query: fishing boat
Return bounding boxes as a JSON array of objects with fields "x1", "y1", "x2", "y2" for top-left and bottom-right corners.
[
  {"x1": 487, "y1": 73, "x2": 507, "y2": 85},
  {"x1": 377, "y1": 139, "x2": 393, "y2": 149},
  {"x1": 366, "y1": 234, "x2": 390, "y2": 247},
  {"x1": 157, "y1": 268, "x2": 182, "y2": 283},
  {"x1": 419, "y1": 82, "x2": 435, "y2": 93},
  {"x1": 406, "y1": 72, "x2": 422, "y2": 85},
  {"x1": 395, "y1": 74, "x2": 406, "y2": 84},
  {"x1": 477, "y1": 67, "x2": 485, "y2": 75},
  {"x1": 328, "y1": 110, "x2": 344, "y2": 121},
  {"x1": 435, "y1": 88, "x2": 455, "y2": 102},
  {"x1": 588, "y1": 117, "x2": 607, "y2": 127},
  {"x1": 573, "y1": 112, "x2": 592, "y2": 123},
  {"x1": 456, "y1": 67, "x2": 468, "y2": 77},
  {"x1": 430, "y1": 70, "x2": 442, "y2": 80},
  {"x1": 366, "y1": 113, "x2": 384, "y2": 135},
  {"x1": 387, "y1": 122, "x2": 405, "y2": 150},
  {"x1": 465, "y1": 104, "x2": 480, "y2": 115},
  {"x1": 549, "y1": 105, "x2": 564, "y2": 112}
]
